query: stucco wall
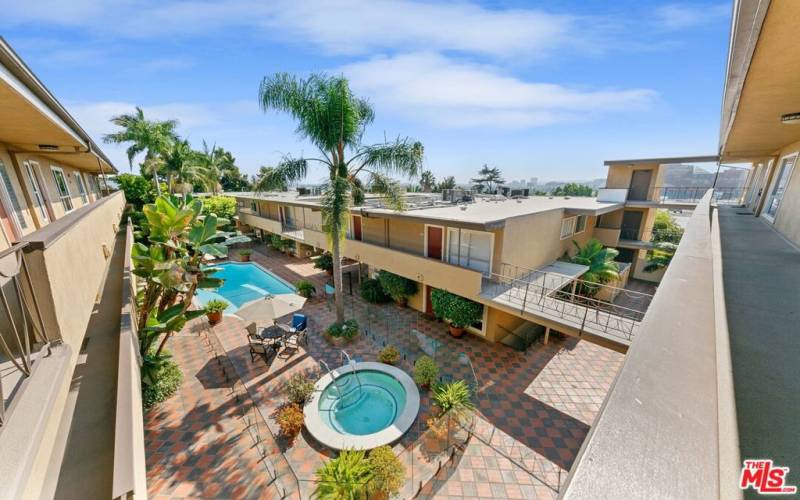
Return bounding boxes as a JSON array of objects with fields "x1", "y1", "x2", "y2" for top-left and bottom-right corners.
[
  {"x1": 770, "y1": 139, "x2": 800, "y2": 246},
  {"x1": 13, "y1": 152, "x2": 94, "y2": 220},
  {"x1": 361, "y1": 216, "x2": 387, "y2": 246},
  {"x1": 387, "y1": 218, "x2": 425, "y2": 255}
]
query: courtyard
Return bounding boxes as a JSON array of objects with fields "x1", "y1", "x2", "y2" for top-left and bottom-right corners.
[{"x1": 144, "y1": 246, "x2": 625, "y2": 499}]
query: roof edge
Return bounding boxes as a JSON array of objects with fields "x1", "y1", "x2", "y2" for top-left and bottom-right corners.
[{"x1": 604, "y1": 155, "x2": 719, "y2": 166}]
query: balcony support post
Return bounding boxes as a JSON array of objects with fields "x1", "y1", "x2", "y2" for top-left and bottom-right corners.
[{"x1": 543, "y1": 326, "x2": 550, "y2": 345}]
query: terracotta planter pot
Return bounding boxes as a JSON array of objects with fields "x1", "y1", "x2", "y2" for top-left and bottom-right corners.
[
  {"x1": 325, "y1": 333, "x2": 358, "y2": 346},
  {"x1": 448, "y1": 325, "x2": 465, "y2": 338},
  {"x1": 395, "y1": 297, "x2": 408, "y2": 307},
  {"x1": 207, "y1": 311, "x2": 223, "y2": 325},
  {"x1": 326, "y1": 269, "x2": 333, "y2": 276},
  {"x1": 240, "y1": 254, "x2": 251, "y2": 262}
]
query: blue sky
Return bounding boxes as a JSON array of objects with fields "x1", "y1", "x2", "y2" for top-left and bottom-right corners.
[{"x1": 1, "y1": 0, "x2": 732, "y2": 183}]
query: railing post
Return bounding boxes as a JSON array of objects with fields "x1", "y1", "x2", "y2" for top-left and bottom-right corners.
[{"x1": 521, "y1": 281, "x2": 530, "y2": 315}]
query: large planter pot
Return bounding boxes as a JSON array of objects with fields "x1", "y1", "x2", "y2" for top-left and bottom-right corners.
[
  {"x1": 325, "y1": 269, "x2": 333, "y2": 276},
  {"x1": 448, "y1": 325, "x2": 465, "y2": 338},
  {"x1": 325, "y1": 333, "x2": 359, "y2": 346},
  {"x1": 240, "y1": 254, "x2": 251, "y2": 262},
  {"x1": 395, "y1": 297, "x2": 408, "y2": 308},
  {"x1": 207, "y1": 311, "x2": 223, "y2": 325}
]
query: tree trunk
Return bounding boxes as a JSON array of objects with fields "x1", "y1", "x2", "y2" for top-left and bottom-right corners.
[{"x1": 331, "y1": 235, "x2": 345, "y2": 323}]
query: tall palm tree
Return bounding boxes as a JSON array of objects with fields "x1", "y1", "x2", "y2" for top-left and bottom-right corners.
[
  {"x1": 103, "y1": 107, "x2": 178, "y2": 195},
  {"x1": 571, "y1": 238, "x2": 620, "y2": 295},
  {"x1": 419, "y1": 170, "x2": 436, "y2": 192},
  {"x1": 255, "y1": 73, "x2": 423, "y2": 322},
  {"x1": 157, "y1": 140, "x2": 208, "y2": 194},
  {"x1": 193, "y1": 140, "x2": 233, "y2": 194}
]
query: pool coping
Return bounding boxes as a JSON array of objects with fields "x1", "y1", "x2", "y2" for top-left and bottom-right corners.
[
  {"x1": 194, "y1": 260, "x2": 298, "y2": 315},
  {"x1": 304, "y1": 361, "x2": 421, "y2": 450}
]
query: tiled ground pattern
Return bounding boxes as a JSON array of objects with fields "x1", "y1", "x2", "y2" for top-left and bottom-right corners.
[{"x1": 145, "y1": 244, "x2": 625, "y2": 499}]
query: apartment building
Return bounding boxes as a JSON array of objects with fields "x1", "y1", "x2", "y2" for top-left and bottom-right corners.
[
  {"x1": 0, "y1": 38, "x2": 130, "y2": 500},
  {"x1": 564, "y1": 1, "x2": 800, "y2": 497},
  {"x1": 232, "y1": 186, "x2": 659, "y2": 352}
]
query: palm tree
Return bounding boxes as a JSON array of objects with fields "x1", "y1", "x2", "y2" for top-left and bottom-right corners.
[
  {"x1": 644, "y1": 242, "x2": 677, "y2": 272},
  {"x1": 437, "y1": 175, "x2": 456, "y2": 192},
  {"x1": 103, "y1": 106, "x2": 178, "y2": 195},
  {"x1": 419, "y1": 170, "x2": 436, "y2": 192},
  {"x1": 158, "y1": 140, "x2": 208, "y2": 194},
  {"x1": 255, "y1": 73, "x2": 423, "y2": 322},
  {"x1": 193, "y1": 140, "x2": 233, "y2": 194},
  {"x1": 471, "y1": 164, "x2": 505, "y2": 193},
  {"x1": 571, "y1": 238, "x2": 620, "y2": 295}
]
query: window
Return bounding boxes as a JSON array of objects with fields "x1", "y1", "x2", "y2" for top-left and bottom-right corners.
[
  {"x1": 764, "y1": 155, "x2": 796, "y2": 221},
  {"x1": 23, "y1": 161, "x2": 49, "y2": 223},
  {"x1": 446, "y1": 228, "x2": 492, "y2": 275},
  {"x1": 575, "y1": 215, "x2": 587, "y2": 234},
  {"x1": 250, "y1": 200, "x2": 257, "y2": 212},
  {"x1": 0, "y1": 160, "x2": 27, "y2": 230},
  {"x1": 51, "y1": 166, "x2": 73, "y2": 212},
  {"x1": 560, "y1": 217, "x2": 577, "y2": 239},
  {"x1": 74, "y1": 172, "x2": 89, "y2": 204}
]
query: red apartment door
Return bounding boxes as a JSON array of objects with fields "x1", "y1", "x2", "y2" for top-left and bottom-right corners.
[
  {"x1": 425, "y1": 285, "x2": 435, "y2": 315},
  {"x1": 426, "y1": 226, "x2": 443, "y2": 260},
  {"x1": 352, "y1": 215, "x2": 362, "y2": 241}
]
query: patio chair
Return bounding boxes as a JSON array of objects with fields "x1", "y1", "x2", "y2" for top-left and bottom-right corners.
[
  {"x1": 279, "y1": 314, "x2": 308, "y2": 357},
  {"x1": 246, "y1": 323, "x2": 275, "y2": 363}
]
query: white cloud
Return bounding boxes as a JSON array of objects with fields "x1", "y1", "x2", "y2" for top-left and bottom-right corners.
[
  {"x1": 3, "y1": 0, "x2": 575, "y2": 58},
  {"x1": 654, "y1": 3, "x2": 730, "y2": 31},
  {"x1": 340, "y1": 53, "x2": 657, "y2": 127}
]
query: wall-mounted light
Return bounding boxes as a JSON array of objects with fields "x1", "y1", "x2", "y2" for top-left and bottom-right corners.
[{"x1": 780, "y1": 112, "x2": 800, "y2": 124}]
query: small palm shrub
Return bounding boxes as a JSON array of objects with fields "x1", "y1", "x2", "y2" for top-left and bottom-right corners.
[
  {"x1": 295, "y1": 280, "x2": 316, "y2": 299},
  {"x1": 433, "y1": 380, "x2": 475, "y2": 415},
  {"x1": 238, "y1": 249, "x2": 252, "y2": 259},
  {"x1": 314, "y1": 450, "x2": 373, "y2": 500},
  {"x1": 377, "y1": 270, "x2": 418, "y2": 306},
  {"x1": 378, "y1": 345, "x2": 401, "y2": 365},
  {"x1": 326, "y1": 319, "x2": 359, "y2": 340},
  {"x1": 270, "y1": 233, "x2": 284, "y2": 250},
  {"x1": 142, "y1": 356, "x2": 183, "y2": 410},
  {"x1": 367, "y1": 446, "x2": 405, "y2": 499},
  {"x1": 276, "y1": 403, "x2": 304, "y2": 441},
  {"x1": 286, "y1": 373, "x2": 315, "y2": 405},
  {"x1": 314, "y1": 252, "x2": 334, "y2": 273},
  {"x1": 413, "y1": 355, "x2": 439, "y2": 387},
  {"x1": 205, "y1": 299, "x2": 229, "y2": 314},
  {"x1": 359, "y1": 278, "x2": 390, "y2": 304}
]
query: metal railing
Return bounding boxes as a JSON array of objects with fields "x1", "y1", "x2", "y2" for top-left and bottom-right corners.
[
  {"x1": 0, "y1": 242, "x2": 50, "y2": 426},
  {"x1": 619, "y1": 227, "x2": 684, "y2": 244},
  {"x1": 641, "y1": 186, "x2": 748, "y2": 205},
  {"x1": 484, "y1": 264, "x2": 653, "y2": 343}
]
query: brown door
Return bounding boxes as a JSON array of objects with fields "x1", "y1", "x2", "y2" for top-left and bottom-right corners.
[
  {"x1": 425, "y1": 285, "x2": 435, "y2": 315},
  {"x1": 628, "y1": 170, "x2": 652, "y2": 201},
  {"x1": 621, "y1": 211, "x2": 643, "y2": 240},
  {"x1": 426, "y1": 226, "x2": 443, "y2": 260},
  {"x1": 352, "y1": 215, "x2": 362, "y2": 241}
]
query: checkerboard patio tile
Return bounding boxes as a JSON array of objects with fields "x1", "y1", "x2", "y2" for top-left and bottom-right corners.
[{"x1": 145, "y1": 245, "x2": 624, "y2": 499}]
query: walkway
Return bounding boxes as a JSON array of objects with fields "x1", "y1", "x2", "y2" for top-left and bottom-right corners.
[{"x1": 718, "y1": 208, "x2": 800, "y2": 478}]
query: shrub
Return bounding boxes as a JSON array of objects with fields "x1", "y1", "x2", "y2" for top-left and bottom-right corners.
[
  {"x1": 377, "y1": 270, "x2": 418, "y2": 304},
  {"x1": 204, "y1": 299, "x2": 229, "y2": 314},
  {"x1": 270, "y1": 233, "x2": 285, "y2": 250},
  {"x1": 378, "y1": 345, "x2": 401, "y2": 365},
  {"x1": 276, "y1": 403, "x2": 304, "y2": 440},
  {"x1": 433, "y1": 380, "x2": 475, "y2": 415},
  {"x1": 201, "y1": 195, "x2": 237, "y2": 220},
  {"x1": 326, "y1": 319, "x2": 359, "y2": 339},
  {"x1": 360, "y1": 278, "x2": 390, "y2": 304},
  {"x1": 368, "y1": 446, "x2": 405, "y2": 498},
  {"x1": 413, "y1": 355, "x2": 439, "y2": 387},
  {"x1": 286, "y1": 373, "x2": 315, "y2": 405},
  {"x1": 430, "y1": 289, "x2": 483, "y2": 328},
  {"x1": 295, "y1": 280, "x2": 316, "y2": 299},
  {"x1": 116, "y1": 173, "x2": 155, "y2": 209},
  {"x1": 239, "y1": 249, "x2": 253, "y2": 257},
  {"x1": 314, "y1": 450, "x2": 373, "y2": 500},
  {"x1": 314, "y1": 252, "x2": 334, "y2": 273},
  {"x1": 142, "y1": 358, "x2": 183, "y2": 410}
]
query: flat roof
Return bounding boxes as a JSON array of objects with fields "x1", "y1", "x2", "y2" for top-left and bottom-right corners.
[{"x1": 603, "y1": 155, "x2": 719, "y2": 166}]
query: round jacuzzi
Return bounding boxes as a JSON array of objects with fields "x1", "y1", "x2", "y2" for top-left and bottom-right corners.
[{"x1": 304, "y1": 361, "x2": 420, "y2": 450}]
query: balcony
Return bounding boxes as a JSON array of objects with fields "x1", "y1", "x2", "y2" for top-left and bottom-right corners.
[
  {"x1": 238, "y1": 211, "x2": 282, "y2": 234},
  {"x1": 341, "y1": 238, "x2": 484, "y2": 298},
  {"x1": 617, "y1": 227, "x2": 684, "y2": 249},
  {"x1": 0, "y1": 191, "x2": 126, "y2": 499},
  {"x1": 593, "y1": 226, "x2": 621, "y2": 247}
]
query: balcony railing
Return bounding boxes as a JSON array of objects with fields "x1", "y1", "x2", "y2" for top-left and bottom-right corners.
[
  {"x1": 644, "y1": 186, "x2": 748, "y2": 205},
  {"x1": 619, "y1": 227, "x2": 684, "y2": 244},
  {"x1": 0, "y1": 242, "x2": 50, "y2": 426}
]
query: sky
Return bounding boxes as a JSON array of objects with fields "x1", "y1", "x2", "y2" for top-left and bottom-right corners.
[{"x1": 0, "y1": 0, "x2": 733, "y2": 184}]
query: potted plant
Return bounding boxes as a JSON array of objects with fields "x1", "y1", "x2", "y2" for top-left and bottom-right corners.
[
  {"x1": 286, "y1": 373, "x2": 315, "y2": 405},
  {"x1": 282, "y1": 238, "x2": 295, "y2": 256},
  {"x1": 377, "y1": 270, "x2": 418, "y2": 307},
  {"x1": 359, "y1": 278, "x2": 390, "y2": 304},
  {"x1": 427, "y1": 380, "x2": 476, "y2": 438},
  {"x1": 430, "y1": 289, "x2": 483, "y2": 338},
  {"x1": 269, "y1": 233, "x2": 284, "y2": 251},
  {"x1": 378, "y1": 345, "x2": 401, "y2": 365},
  {"x1": 325, "y1": 319, "x2": 359, "y2": 346},
  {"x1": 367, "y1": 445, "x2": 406, "y2": 500},
  {"x1": 275, "y1": 403, "x2": 304, "y2": 444},
  {"x1": 238, "y1": 249, "x2": 252, "y2": 262},
  {"x1": 295, "y1": 280, "x2": 316, "y2": 299},
  {"x1": 314, "y1": 450, "x2": 373, "y2": 500},
  {"x1": 205, "y1": 299, "x2": 229, "y2": 325},
  {"x1": 313, "y1": 252, "x2": 334, "y2": 275},
  {"x1": 413, "y1": 355, "x2": 438, "y2": 389}
]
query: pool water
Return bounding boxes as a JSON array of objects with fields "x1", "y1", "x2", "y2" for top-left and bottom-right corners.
[
  {"x1": 195, "y1": 262, "x2": 295, "y2": 312},
  {"x1": 319, "y1": 370, "x2": 407, "y2": 436}
]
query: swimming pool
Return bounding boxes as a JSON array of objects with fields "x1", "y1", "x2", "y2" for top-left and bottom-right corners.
[{"x1": 195, "y1": 262, "x2": 295, "y2": 312}]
